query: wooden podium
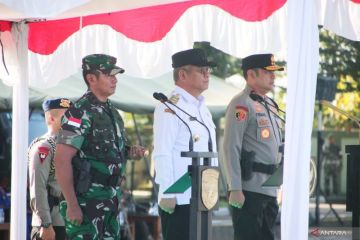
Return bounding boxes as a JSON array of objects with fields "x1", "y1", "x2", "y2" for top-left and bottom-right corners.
[{"x1": 345, "y1": 145, "x2": 360, "y2": 240}]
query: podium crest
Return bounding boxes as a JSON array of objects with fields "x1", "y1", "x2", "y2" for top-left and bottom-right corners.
[{"x1": 201, "y1": 168, "x2": 219, "y2": 210}]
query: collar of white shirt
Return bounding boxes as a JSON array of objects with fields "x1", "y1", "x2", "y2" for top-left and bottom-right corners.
[{"x1": 174, "y1": 86, "x2": 205, "y2": 107}]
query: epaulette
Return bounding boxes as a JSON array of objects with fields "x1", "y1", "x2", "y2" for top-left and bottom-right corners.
[{"x1": 169, "y1": 94, "x2": 180, "y2": 105}]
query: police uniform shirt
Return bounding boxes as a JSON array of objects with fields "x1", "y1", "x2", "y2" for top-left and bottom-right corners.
[
  {"x1": 222, "y1": 84, "x2": 283, "y2": 197},
  {"x1": 28, "y1": 133, "x2": 64, "y2": 226},
  {"x1": 152, "y1": 86, "x2": 218, "y2": 205}
]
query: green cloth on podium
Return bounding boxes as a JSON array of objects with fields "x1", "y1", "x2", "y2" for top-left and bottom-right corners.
[
  {"x1": 164, "y1": 172, "x2": 192, "y2": 193},
  {"x1": 262, "y1": 165, "x2": 283, "y2": 187}
]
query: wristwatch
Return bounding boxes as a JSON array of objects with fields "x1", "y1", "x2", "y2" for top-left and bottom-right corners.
[{"x1": 40, "y1": 222, "x2": 51, "y2": 228}]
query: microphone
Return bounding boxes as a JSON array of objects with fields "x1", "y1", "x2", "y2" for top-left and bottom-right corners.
[
  {"x1": 249, "y1": 92, "x2": 285, "y2": 114},
  {"x1": 156, "y1": 92, "x2": 214, "y2": 152},
  {"x1": 153, "y1": 92, "x2": 194, "y2": 152},
  {"x1": 249, "y1": 92, "x2": 285, "y2": 123}
]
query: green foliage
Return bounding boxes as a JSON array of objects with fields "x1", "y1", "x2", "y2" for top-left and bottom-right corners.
[
  {"x1": 194, "y1": 42, "x2": 242, "y2": 78},
  {"x1": 319, "y1": 27, "x2": 360, "y2": 89},
  {"x1": 319, "y1": 28, "x2": 360, "y2": 130}
]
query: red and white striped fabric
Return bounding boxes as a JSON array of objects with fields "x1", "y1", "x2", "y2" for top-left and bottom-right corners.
[{"x1": 24, "y1": 0, "x2": 287, "y2": 88}]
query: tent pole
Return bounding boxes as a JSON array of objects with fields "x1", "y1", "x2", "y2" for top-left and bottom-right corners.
[{"x1": 10, "y1": 22, "x2": 29, "y2": 240}]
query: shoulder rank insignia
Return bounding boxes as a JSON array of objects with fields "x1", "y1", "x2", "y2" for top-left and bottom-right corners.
[
  {"x1": 38, "y1": 146, "x2": 50, "y2": 163},
  {"x1": 169, "y1": 94, "x2": 180, "y2": 104}
]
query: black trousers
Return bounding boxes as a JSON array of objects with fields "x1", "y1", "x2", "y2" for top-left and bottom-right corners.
[
  {"x1": 159, "y1": 204, "x2": 190, "y2": 240},
  {"x1": 31, "y1": 226, "x2": 66, "y2": 240},
  {"x1": 230, "y1": 191, "x2": 279, "y2": 240}
]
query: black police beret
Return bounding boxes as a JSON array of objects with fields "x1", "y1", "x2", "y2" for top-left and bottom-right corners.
[
  {"x1": 172, "y1": 48, "x2": 216, "y2": 68},
  {"x1": 242, "y1": 54, "x2": 284, "y2": 72},
  {"x1": 42, "y1": 98, "x2": 71, "y2": 112}
]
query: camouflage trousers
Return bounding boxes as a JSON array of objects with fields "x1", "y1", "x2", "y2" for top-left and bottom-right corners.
[{"x1": 60, "y1": 185, "x2": 122, "y2": 240}]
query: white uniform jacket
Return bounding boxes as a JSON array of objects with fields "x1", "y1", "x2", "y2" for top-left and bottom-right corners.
[{"x1": 152, "y1": 86, "x2": 218, "y2": 205}]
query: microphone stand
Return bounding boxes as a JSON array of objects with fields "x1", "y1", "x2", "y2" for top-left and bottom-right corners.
[{"x1": 154, "y1": 92, "x2": 219, "y2": 240}]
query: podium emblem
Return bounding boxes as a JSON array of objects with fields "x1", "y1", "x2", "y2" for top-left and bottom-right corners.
[{"x1": 201, "y1": 168, "x2": 219, "y2": 210}]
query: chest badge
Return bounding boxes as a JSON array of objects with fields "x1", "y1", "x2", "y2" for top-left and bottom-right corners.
[
  {"x1": 254, "y1": 102, "x2": 263, "y2": 113},
  {"x1": 193, "y1": 134, "x2": 200, "y2": 142},
  {"x1": 164, "y1": 108, "x2": 174, "y2": 114},
  {"x1": 261, "y1": 128, "x2": 270, "y2": 139}
]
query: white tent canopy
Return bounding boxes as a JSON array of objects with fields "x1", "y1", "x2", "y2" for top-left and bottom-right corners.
[
  {"x1": 0, "y1": 1, "x2": 359, "y2": 240},
  {"x1": 1, "y1": 72, "x2": 239, "y2": 119}
]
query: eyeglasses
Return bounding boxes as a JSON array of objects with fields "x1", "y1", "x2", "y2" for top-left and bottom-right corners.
[{"x1": 182, "y1": 66, "x2": 212, "y2": 75}]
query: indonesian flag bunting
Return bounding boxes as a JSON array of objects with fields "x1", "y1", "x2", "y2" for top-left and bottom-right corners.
[{"x1": 1, "y1": 0, "x2": 359, "y2": 88}]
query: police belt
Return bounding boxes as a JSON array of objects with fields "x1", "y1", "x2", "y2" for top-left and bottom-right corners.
[
  {"x1": 49, "y1": 195, "x2": 61, "y2": 206},
  {"x1": 252, "y1": 162, "x2": 279, "y2": 175},
  {"x1": 90, "y1": 169, "x2": 120, "y2": 187}
]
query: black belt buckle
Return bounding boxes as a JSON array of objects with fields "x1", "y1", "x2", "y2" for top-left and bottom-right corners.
[
  {"x1": 268, "y1": 164, "x2": 277, "y2": 174},
  {"x1": 107, "y1": 175, "x2": 119, "y2": 187}
]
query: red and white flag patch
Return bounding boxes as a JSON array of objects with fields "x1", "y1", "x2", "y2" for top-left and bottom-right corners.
[
  {"x1": 67, "y1": 117, "x2": 81, "y2": 128},
  {"x1": 38, "y1": 146, "x2": 49, "y2": 163}
]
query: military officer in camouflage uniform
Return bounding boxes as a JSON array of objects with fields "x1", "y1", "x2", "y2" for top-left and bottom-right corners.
[
  {"x1": 29, "y1": 98, "x2": 71, "y2": 240},
  {"x1": 222, "y1": 54, "x2": 285, "y2": 240},
  {"x1": 153, "y1": 48, "x2": 218, "y2": 240},
  {"x1": 54, "y1": 54, "x2": 145, "y2": 239}
]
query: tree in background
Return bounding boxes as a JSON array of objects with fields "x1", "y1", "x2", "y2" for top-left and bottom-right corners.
[
  {"x1": 194, "y1": 29, "x2": 360, "y2": 131},
  {"x1": 319, "y1": 27, "x2": 360, "y2": 131}
]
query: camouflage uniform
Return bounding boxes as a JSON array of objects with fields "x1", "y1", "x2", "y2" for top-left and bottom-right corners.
[{"x1": 57, "y1": 91, "x2": 128, "y2": 239}]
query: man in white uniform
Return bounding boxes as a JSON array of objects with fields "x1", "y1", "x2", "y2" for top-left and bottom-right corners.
[{"x1": 152, "y1": 48, "x2": 218, "y2": 240}]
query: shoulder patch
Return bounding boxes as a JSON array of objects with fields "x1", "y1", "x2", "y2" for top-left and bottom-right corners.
[
  {"x1": 235, "y1": 105, "x2": 248, "y2": 121},
  {"x1": 38, "y1": 146, "x2": 50, "y2": 164},
  {"x1": 67, "y1": 117, "x2": 81, "y2": 128},
  {"x1": 169, "y1": 94, "x2": 180, "y2": 104}
]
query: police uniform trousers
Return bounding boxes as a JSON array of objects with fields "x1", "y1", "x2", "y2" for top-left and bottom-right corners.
[
  {"x1": 230, "y1": 191, "x2": 279, "y2": 240},
  {"x1": 30, "y1": 226, "x2": 67, "y2": 240},
  {"x1": 159, "y1": 204, "x2": 190, "y2": 240}
]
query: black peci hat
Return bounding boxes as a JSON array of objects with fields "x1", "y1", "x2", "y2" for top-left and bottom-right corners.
[
  {"x1": 242, "y1": 54, "x2": 284, "y2": 72},
  {"x1": 172, "y1": 48, "x2": 216, "y2": 68}
]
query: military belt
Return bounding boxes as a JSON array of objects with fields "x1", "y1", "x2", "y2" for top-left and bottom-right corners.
[
  {"x1": 252, "y1": 162, "x2": 278, "y2": 175},
  {"x1": 91, "y1": 169, "x2": 120, "y2": 187}
]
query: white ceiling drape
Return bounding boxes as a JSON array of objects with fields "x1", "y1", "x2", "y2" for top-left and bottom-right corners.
[{"x1": 282, "y1": 0, "x2": 319, "y2": 238}]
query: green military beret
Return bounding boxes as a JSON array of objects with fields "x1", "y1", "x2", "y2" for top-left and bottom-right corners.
[{"x1": 82, "y1": 54, "x2": 125, "y2": 76}]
